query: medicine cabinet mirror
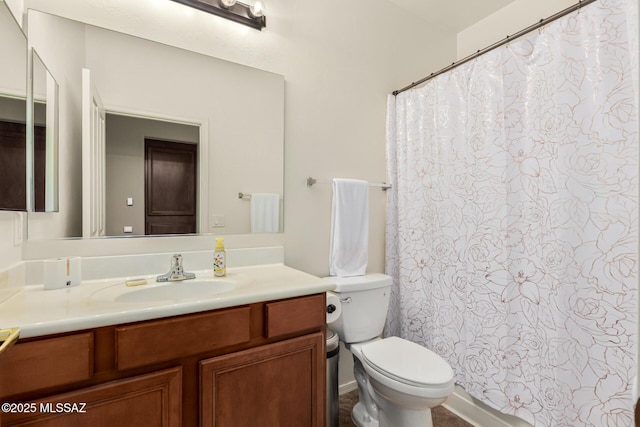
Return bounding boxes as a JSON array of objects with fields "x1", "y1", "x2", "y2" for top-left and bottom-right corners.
[
  {"x1": 0, "y1": 4, "x2": 60, "y2": 216},
  {"x1": 0, "y1": 2, "x2": 27, "y2": 211}
]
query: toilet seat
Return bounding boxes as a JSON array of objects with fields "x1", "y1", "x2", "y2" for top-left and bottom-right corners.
[{"x1": 360, "y1": 337, "x2": 454, "y2": 397}]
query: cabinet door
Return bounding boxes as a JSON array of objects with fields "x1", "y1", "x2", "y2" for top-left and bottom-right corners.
[
  {"x1": 0, "y1": 367, "x2": 181, "y2": 427},
  {"x1": 200, "y1": 332, "x2": 325, "y2": 427}
]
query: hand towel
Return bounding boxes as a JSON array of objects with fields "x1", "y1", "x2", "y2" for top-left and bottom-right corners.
[
  {"x1": 329, "y1": 179, "x2": 369, "y2": 277},
  {"x1": 250, "y1": 193, "x2": 280, "y2": 233}
]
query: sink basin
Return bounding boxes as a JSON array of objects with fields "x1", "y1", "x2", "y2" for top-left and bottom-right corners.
[{"x1": 114, "y1": 279, "x2": 236, "y2": 303}]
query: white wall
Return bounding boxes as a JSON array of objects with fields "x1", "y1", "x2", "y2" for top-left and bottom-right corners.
[
  {"x1": 457, "y1": 0, "x2": 576, "y2": 59},
  {"x1": 0, "y1": 213, "x2": 23, "y2": 276},
  {"x1": 20, "y1": 0, "x2": 457, "y2": 279}
]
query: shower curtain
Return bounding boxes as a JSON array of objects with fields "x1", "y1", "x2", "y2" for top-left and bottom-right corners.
[{"x1": 385, "y1": 0, "x2": 639, "y2": 426}]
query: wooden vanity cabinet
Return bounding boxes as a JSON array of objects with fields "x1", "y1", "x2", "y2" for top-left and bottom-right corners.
[
  {"x1": 0, "y1": 293, "x2": 326, "y2": 427},
  {"x1": 201, "y1": 333, "x2": 324, "y2": 427}
]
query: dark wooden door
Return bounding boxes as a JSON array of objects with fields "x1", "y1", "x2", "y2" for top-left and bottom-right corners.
[
  {"x1": 0, "y1": 121, "x2": 27, "y2": 210},
  {"x1": 144, "y1": 139, "x2": 197, "y2": 235},
  {"x1": 0, "y1": 121, "x2": 46, "y2": 211},
  {"x1": 33, "y1": 125, "x2": 46, "y2": 212}
]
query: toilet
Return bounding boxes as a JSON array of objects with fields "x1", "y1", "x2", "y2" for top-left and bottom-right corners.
[{"x1": 328, "y1": 273, "x2": 454, "y2": 427}]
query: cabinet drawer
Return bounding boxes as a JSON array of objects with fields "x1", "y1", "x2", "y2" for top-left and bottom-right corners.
[
  {"x1": 265, "y1": 294, "x2": 326, "y2": 338},
  {"x1": 0, "y1": 332, "x2": 93, "y2": 397},
  {"x1": 116, "y1": 306, "x2": 251, "y2": 370}
]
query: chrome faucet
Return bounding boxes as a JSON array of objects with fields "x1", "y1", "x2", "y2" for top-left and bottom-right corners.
[{"x1": 156, "y1": 254, "x2": 196, "y2": 282}]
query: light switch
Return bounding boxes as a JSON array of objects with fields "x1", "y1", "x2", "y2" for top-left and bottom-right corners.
[
  {"x1": 123, "y1": 226, "x2": 133, "y2": 233},
  {"x1": 212, "y1": 215, "x2": 225, "y2": 227},
  {"x1": 127, "y1": 197, "x2": 134, "y2": 206}
]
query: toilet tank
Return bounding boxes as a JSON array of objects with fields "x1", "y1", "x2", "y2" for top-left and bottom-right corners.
[{"x1": 327, "y1": 274, "x2": 392, "y2": 343}]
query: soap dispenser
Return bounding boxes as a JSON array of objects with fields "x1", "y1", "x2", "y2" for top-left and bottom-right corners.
[{"x1": 213, "y1": 237, "x2": 226, "y2": 277}]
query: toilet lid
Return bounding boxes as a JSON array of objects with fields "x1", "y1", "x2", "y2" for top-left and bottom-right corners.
[{"x1": 361, "y1": 337, "x2": 453, "y2": 387}]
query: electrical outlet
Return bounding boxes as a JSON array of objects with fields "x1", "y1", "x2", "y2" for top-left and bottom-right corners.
[
  {"x1": 127, "y1": 197, "x2": 134, "y2": 206},
  {"x1": 123, "y1": 226, "x2": 133, "y2": 233}
]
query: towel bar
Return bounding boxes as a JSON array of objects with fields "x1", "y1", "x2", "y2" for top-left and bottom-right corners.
[{"x1": 306, "y1": 177, "x2": 391, "y2": 191}]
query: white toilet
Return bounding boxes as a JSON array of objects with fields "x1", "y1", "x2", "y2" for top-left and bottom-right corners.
[{"x1": 328, "y1": 273, "x2": 455, "y2": 427}]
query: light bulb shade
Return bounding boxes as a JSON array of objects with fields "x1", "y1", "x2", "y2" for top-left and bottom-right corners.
[
  {"x1": 170, "y1": 0, "x2": 265, "y2": 30},
  {"x1": 249, "y1": 0, "x2": 265, "y2": 18}
]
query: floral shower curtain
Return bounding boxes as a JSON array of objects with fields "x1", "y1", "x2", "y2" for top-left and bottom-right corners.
[{"x1": 385, "y1": 0, "x2": 639, "y2": 426}]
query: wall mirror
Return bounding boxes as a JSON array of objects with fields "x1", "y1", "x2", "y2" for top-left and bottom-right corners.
[
  {"x1": 31, "y1": 49, "x2": 59, "y2": 213},
  {"x1": 0, "y1": 2, "x2": 27, "y2": 211},
  {"x1": 25, "y1": 10, "x2": 284, "y2": 240}
]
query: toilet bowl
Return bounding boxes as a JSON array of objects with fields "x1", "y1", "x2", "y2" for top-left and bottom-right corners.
[
  {"x1": 327, "y1": 274, "x2": 455, "y2": 427},
  {"x1": 349, "y1": 337, "x2": 454, "y2": 427}
]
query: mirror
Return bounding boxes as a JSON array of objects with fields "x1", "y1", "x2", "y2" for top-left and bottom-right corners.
[
  {"x1": 26, "y1": 10, "x2": 284, "y2": 240},
  {"x1": 0, "y1": 2, "x2": 27, "y2": 211},
  {"x1": 31, "y1": 50, "x2": 59, "y2": 213}
]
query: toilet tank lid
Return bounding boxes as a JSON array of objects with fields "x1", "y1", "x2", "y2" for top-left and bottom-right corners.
[{"x1": 324, "y1": 273, "x2": 392, "y2": 292}]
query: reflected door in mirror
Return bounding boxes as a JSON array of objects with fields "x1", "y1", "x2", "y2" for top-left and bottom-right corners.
[
  {"x1": 0, "y1": 120, "x2": 45, "y2": 211},
  {"x1": 145, "y1": 139, "x2": 197, "y2": 235}
]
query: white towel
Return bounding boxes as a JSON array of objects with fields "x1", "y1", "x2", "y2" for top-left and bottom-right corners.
[
  {"x1": 329, "y1": 179, "x2": 369, "y2": 277},
  {"x1": 250, "y1": 193, "x2": 280, "y2": 233}
]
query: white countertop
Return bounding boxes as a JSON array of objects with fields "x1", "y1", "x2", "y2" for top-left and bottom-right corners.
[{"x1": 0, "y1": 263, "x2": 335, "y2": 339}]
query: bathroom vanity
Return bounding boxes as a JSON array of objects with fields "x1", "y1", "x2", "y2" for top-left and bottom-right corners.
[{"x1": 0, "y1": 263, "x2": 331, "y2": 426}]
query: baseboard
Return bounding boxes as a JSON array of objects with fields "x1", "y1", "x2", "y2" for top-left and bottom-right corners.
[
  {"x1": 339, "y1": 380, "x2": 358, "y2": 396},
  {"x1": 338, "y1": 380, "x2": 532, "y2": 427},
  {"x1": 443, "y1": 385, "x2": 533, "y2": 427},
  {"x1": 339, "y1": 381, "x2": 532, "y2": 427}
]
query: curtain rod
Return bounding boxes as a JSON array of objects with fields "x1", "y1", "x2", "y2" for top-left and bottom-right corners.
[{"x1": 392, "y1": 0, "x2": 598, "y2": 96}]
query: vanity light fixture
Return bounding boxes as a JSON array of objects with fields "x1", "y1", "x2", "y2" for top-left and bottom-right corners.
[
  {"x1": 170, "y1": 0, "x2": 266, "y2": 30},
  {"x1": 248, "y1": 0, "x2": 265, "y2": 18}
]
